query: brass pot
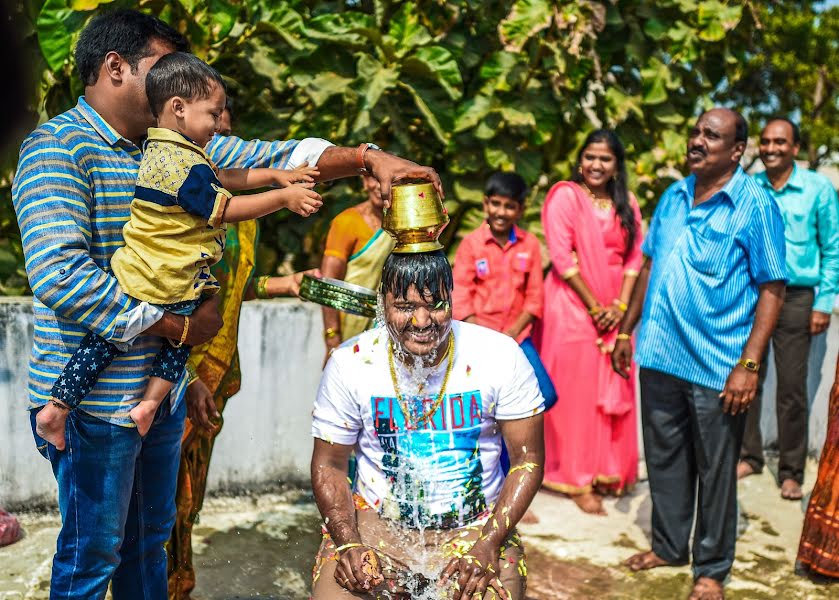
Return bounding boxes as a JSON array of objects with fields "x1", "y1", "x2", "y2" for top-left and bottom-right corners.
[{"x1": 383, "y1": 182, "x2": 449, "y2": 253}]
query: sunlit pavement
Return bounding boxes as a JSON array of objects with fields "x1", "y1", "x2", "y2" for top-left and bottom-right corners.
[{"x1": 1, "y1": 461, "x2": 835, "y2": 599}]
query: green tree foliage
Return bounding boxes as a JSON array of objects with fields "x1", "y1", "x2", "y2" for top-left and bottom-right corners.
[
  {"x1": 727, "y1": 1, "x2": 839, "y2": 170},
  {"x1": 0, "y1": 1, "x2": 831, "y2": 294}
]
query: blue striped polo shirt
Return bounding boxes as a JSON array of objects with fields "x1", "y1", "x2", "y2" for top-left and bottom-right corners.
[
  {"x1": 11, "y1": 97, "x2": 330, "y2": 425},
  {"x1": 636, "y1": 167, "x2": 787, "y2": 390}
]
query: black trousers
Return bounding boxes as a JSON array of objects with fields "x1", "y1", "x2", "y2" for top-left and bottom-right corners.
[
  {"x1": 740, "y1": 287, "x2": 814, "y2": 484},
  {"x1": 640, "y1": 368, "x2": 746, "y2": 582}
]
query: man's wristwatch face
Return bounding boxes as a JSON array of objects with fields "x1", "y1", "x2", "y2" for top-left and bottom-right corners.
[{"x1": 739, "y1": 358, "x2": 759, "y2": 372}]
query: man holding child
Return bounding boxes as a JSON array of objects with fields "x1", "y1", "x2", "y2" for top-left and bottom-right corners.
[{"x1": 12, "y1": 8, "x2": 441, "y2": 597}]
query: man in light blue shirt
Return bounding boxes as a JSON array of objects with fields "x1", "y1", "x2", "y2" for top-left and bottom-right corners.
[
  {"x1": 739, "y1": 118, "x2": 839, "y2": 501},
  {"x1": 611, "y1": 108, "x2": 787, "y2": 600}
]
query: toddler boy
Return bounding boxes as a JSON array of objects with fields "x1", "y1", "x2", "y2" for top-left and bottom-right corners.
[{"x1": 46, "y1": 53, "x2": 321, "y2": 437}]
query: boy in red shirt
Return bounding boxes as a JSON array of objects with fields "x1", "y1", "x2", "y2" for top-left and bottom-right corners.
[{"x1": 453, "y1": 172, "x2": 557, "y2": 411}]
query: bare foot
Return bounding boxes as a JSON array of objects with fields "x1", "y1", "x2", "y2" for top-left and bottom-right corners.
[
  {"x1": 736, "y1": 461, "x2": 756, "y2": 480},
  {"x1": 572, "y1": 492, "x2": 606, "y2": 516},
  {"x1": 623, "y1": 550, "x2": 671, "y2": 572},
  {"x1": 781, "y1": 479, "x2": 803, "y2": 501},
  {"x1": 519, "y1": 509, "x2": 539, "y2": 524},
  {"x1": 688, "y1": 576, "x2": 724, "y2": 599},
  {"x1": 129, "y1": 402, "x2": 157, "y2": 437},
  {"x1": 36, "y1": 402, "x2": 68, "y2": 451}
]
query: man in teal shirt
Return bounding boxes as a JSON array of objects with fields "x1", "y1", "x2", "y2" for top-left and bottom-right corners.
[{"x1": 739, "y1": 118, "x2": 839, "y2": 500}]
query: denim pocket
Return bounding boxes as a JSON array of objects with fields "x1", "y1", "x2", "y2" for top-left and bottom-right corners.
[{"x1": 30, "y1": 407, "x2": 51, "y2": 460}]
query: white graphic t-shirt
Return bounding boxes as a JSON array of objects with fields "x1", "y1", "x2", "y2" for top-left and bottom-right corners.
[{"x1": 312, "y1": 320, "x2": 544, "y2": 528}]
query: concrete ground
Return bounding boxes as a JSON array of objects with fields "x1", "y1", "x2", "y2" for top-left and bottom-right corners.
[{"x1": 1, "y1": 462, "x2": 835, "y2": 599}]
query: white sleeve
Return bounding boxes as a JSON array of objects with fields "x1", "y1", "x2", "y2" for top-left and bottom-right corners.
[
  {"x1": 311, "y1": 355, "x2": 363, "y2": 445},
  {"x1": 110, "y1": 302, "x2": 165, "y2": 352},
  {"x1": 287, "y1": 138, "x2": 334, "y2": 169},
  {"x1": 494, "y1": 342, "x2": 545, "y2": 421}
]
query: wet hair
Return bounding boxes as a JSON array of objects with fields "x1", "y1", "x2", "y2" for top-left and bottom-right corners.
[
  {"x1": 765, "y1": 116, "x2": 801, "y2": 144},
  {"x1": 146, "y1": 52, "x2": 226, "y2": 118},
  {"x1": 74, "y1": 9, "x2": 189, "y2": 87},
  {"x1": 381, "y1": 250, "x2": 453, "y2": 305},
  {"x1": 571, "y1": 129, "x2": 637, "y2": 257},
  {"x1": 485, "y1": 172, "x2": 528, "y2": 205}
]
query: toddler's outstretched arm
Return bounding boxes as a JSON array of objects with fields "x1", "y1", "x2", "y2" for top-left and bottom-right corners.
[
  {"x1": 223, "y1": 185, "x2": 323, "y2": 222},
  {"x1": 218, "y1": 162, "x2": 319, "y2": 191}
]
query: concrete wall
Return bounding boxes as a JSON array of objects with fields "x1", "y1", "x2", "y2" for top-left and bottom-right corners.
[{"x1": 1, "y1": 297, "x2": 836, "y2": 509}]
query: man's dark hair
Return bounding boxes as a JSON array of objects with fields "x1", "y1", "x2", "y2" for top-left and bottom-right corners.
[
  {"x1": 74, "y1": 9, "x2": 189, "y2": 86},
  {"x1": 485, "y1": 172, "x2": 528, "y2": 204},
  {"x1": 146, "y1": 52, "x2": 226, "y2": 118},
  {"x1": 381, "y1": 250, "x2": 453, "y2": 304},
  {"x1": 733, "y1": 110, "x2": 748, "y2": 144},
  {"x1": 765, "y1": 116, "x2": 801, "y2": 145}
]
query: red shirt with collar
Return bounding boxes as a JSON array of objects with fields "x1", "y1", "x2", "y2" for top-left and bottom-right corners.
[{"x1": 452, "y1": 223, "x2": 544, "y2": 343}]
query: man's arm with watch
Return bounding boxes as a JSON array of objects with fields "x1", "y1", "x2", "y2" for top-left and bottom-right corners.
[
  {"x1": 720, "y1": 281, "x2": 785, "y2": 416},
  {"x1": 313, "y1": 144, "x2": 444, "y2": 208}
]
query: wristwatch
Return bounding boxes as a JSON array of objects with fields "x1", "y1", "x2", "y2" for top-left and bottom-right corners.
[
  {"x1": 356, "y1": 143, "x2": 381, "y2": 173},
  {"x1": 737, "y1": 358, "x2": 760, "y2": 372}
]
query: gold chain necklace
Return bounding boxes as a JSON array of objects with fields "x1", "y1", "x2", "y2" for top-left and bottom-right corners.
[
  {"x1": 581, "y1": 182, "x2": 613, "y2": 211},
  {"x1": 388, "y1": 333, "x2": 455, "y2": 428}
]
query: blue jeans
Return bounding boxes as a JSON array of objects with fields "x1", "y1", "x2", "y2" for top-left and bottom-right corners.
[
  {"x1": 501, "y1": 337, "x2": 558, "y2": 473},
  {"x1": 31, "y1": 396, "x2": 186, "y2": 599}
]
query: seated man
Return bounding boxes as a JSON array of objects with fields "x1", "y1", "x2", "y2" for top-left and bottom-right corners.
[{"x1": 310, "y1": 250, "x2": 545, "y2": 600}]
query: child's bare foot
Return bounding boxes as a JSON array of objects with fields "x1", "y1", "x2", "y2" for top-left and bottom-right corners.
[
  {"x1": 572, "y1": 492, "x2": 607, "y2": 515},
  {"x1": 36, "y1": 401, "x2": 69, "y2": 451},
  {"x1": 129, "y1": 402, "x2": 157, "y2": 437},
  {"x1": 623, "y1": 550, "x2": 672, "y2": 572}
]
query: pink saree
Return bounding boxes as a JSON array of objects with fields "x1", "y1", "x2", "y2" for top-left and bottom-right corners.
[{"x1": 533, "y1": 181, "x2": 643, "y2": 494}]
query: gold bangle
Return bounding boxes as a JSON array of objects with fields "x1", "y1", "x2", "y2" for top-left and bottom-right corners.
[
  {"x1": 172, "y1": 316, "x2": 189, "y2": 348},
  {"x1": 616, "y1": 333, "x2": 631, "y2": 341},
  {"x1": 335, "y1": 542, "x2": 363, "y2": 554},
  {"x1": 614, "y1": 300, "x2": 628, "y2": 312},
  {"x1": 324, "y1": 327, "x2": 340, "y2": 340},
  {"x1": 255, "y1": 275, "x2": 270, "y2": 299},
  {"x1": 185, "y1": 362, "x2": 200, "y2": 384},
  {"x1": 588, "y1": 305, "x2": 603, "y2": 316}
]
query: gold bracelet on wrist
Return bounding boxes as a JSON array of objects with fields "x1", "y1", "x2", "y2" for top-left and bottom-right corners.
[
  {"x1": 171, "y1": 316, "x2": 189, "y2": 348},
  {"x1": 335, "y1": 542, "x2": 363, "y2": 554},
  {"x1": 588, "y1": 305, "x2": 603, "y2": 316},
  {"x1": 185, "y1": 362, "x2": 200, "y2": 384},
  {"x1": 255, "y1": 275, "x2": 270, "y2": 299},
  {"x1": 613, "y1": 299, "x2": 628, "y2": 312},
  {"x1": 324, "y1": 327, "x2": 340, "y2": 340},
  {"x1": 616, "y1": 333, "x2": 632, "y2": 341}
]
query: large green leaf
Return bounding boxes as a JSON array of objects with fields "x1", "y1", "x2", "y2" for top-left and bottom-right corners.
[
  {"x1": 697, "y1": 1, "x2": 742, "y2": 42},
  {"x1": 208, "y1": 0, "x2": 239, "y2": 41},
  {"x1": 352, "y1": 54, "x2": 400, "y2": 133},
  {"x1": 397, "y1": 80, "x2": 451, "y2": 146},
  {"x1": 37, "y1": 0, "x2": 89, "y2": 71},
  {"x1": 305, "y1": 11, "x2": 380, "y2": 47},
  {"x1": 387, "y1": 3, "x2": 432, "y2": 58},
  {"x1": 498, "y1": 0, "x2": 553, "y2": 52},
  {"x1": 402, "y1": 46, "x2": 463, "y2": 100},
  {"x1": 454, "y1": 95, "x2": 493, "y2": 133}
]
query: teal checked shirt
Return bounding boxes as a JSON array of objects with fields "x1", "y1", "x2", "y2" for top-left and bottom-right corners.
[{"x1": 754, "y1": 165, "x2": 839, "y2": 314}]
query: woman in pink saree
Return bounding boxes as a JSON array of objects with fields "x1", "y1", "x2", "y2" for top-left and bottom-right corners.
[{"x1": 534, "y1": 130, "x2": 643, "y2": 515}]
